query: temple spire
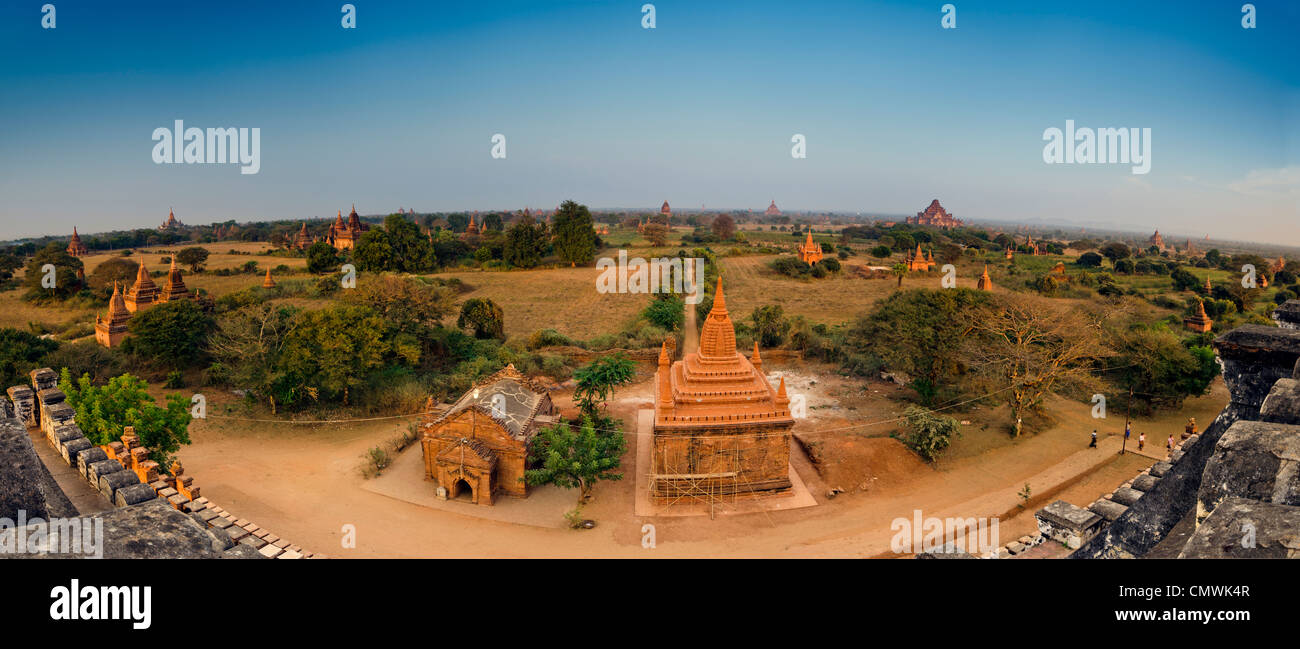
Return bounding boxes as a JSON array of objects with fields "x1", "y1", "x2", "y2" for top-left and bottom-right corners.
[{"x1": 752, "y1": 341, "x2": 763, "y2": 372}]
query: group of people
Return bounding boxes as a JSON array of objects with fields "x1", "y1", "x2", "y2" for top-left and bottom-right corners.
[{"x1": 1089, "y1": 418, "x2": 1197, "y2": 453}]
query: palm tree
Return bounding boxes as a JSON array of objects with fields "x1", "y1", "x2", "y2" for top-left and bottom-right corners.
[{"x1": 891, "y1": 263, "x2": 909, "y2": 288}]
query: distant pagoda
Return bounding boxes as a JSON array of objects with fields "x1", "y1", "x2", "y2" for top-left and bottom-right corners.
[
  {"x1": 796, "y1": 230, "x2": 823, "y2": 264},
  {"x1": 765, "y1": 200, "x2": 781, "y2": 216},
  {"x1": 66, "y1": 227, "x2": 88, "y2": 257},
  {"x1": 977, "y1": 264, "x2": 993, "y2": 291},
  {"x1": 262, "y1": 268, "x2": 276, "y2": 289}
]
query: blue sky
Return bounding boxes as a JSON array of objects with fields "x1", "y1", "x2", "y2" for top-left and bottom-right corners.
[{"x1": 1, "y1": 0, "x2": 1296, "y2": 244}]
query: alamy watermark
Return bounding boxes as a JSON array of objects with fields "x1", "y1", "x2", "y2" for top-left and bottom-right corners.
[
  {"x1": 1, "y1": 510, "x2": 103, "y2": 558},
  {"x1": 890, "y1": 509, "x2": 999, "y2": 555},
  {"x1": 152, "y1": 120, "x2": 261, "y2": 174},
  {"x1": 1042, "y1": 120, "x2": 1150, "y2": 175},
  {"x1": 596, "y1": 251, "x2": 705, "y2": 304}
]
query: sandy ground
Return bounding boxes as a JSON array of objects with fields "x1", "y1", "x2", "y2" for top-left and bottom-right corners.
[{"x1": 174, "y1": 362, "x2": 1229, "y2": 558}]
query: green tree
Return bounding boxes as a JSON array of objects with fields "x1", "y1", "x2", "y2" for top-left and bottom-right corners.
[
  {"x1": 22, "y1": 242, "x2": 84, "y2": 302},
  {"x1": 901, "y1": 405, "x2": 961, "y2": 462},
  {"x1": 503, "y1": 216, "x2": 549, "y2": 268},
  {"x1": 276, "y1": 305, "x2": 391, "y2": 406},
  {"x1": 0, "y1": 328, "x2": 59, "y2": 388},
  {"x1": 87, "y1": 258, "x2": 140, "y2": 300},
  {"x1": 457, "y1": 298, "x2": 505, "y2": 340},
  {"x1": 123, "y1": 299, "x2": 215, "y2": 369},
  {"x1": 846, "y1": 288, "x2": 991, "y2": 401},
  {"x1": 352, "y1": 229, "x2": 398, "y2": 272},
  {"x1": 890, "y1": 262, "x2": 909, "y2": 288},
  {"x1": 870, "y1": 245, "x2": 892, "y2": 258},
  {"x1": 750, "y1": 304, "x2": 791, "y2": 347},
  {"x1": 207, "y1": 304, "x2": 296, "y2": 413},
  {"x1": 526, "y1": 417, "x2": 626, "y2": 505},
  {"x1": 641, "y1": 295, "x2": 684, "y2": 332},
  {"x1": 551, "y1": 200, "x2": 597, "y2": 267},
  {"x1": 343, "y1": 275, "x2": 457, "y2": 334},
  {"x1": 58, "y1": 369, "x2": 192, "y2": 470},
  {"x1": 572, "y1": 353, "x2": 636, "y2": 420},
  {"x1": 305, "y1": 241, "x2": 341, "y2": 274},
  {"x1": 1111, "y1": 327, "x2": 1220, "y2": 414},
  {"x1": 1100, "y1": 242, "x2": 1131, "y2": 264},
  {"x1": 711, "y1": 214, "x2": 736, "y2": 240},
  {"x1": 175, "y1": 247, "x2": 210, "y2": 272},
  {"x1": 1077, "y1": 251, "x2": 1104, "y2": 267}
]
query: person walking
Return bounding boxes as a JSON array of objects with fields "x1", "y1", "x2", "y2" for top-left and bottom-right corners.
[
  {"x1": 1089, "y1": 430, "x2": 1098, "y2": 448},
  {"x1": 1167, "y1": 435, "x2": 1174, "y2": 451},
  {"x1": 1138, "y1": 432, "x2": 1146, "y2": 451}
]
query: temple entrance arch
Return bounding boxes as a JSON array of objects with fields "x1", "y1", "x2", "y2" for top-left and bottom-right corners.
[{"x1": 452, "y1": 478, "x2": 475, "y2": 503}]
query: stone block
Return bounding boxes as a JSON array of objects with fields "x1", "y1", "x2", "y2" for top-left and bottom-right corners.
[
  {"x1": 240, "y1": 535, "x2": 268, "y2": 550},
  {"x1": 208, "y1": 516, "x2": 234, "y2": 530},
  {"x1": 98, "y1": 470, "x2": 140, "y2": 500},
  {"x1": 87, "y1": 458, "x2": 124, "y2": 485},
  {"x1": 258, "y1": 544, "x2": 283, "y2": 558},
  {"x1": 1089, "y1": 499, "x2": 1128, "y2": 522},
  {"x1": 1036, "y1": 500, "x2": 1103, "y2": 549},
  {"x1": 1197, "y1": 420, "x2": 1300, "y2": 525},
  {"x1": 1180, "y1": 497, "x2": 1300, "y2": 558},
  {"x1": 1169, "y1": 450, "x2": 1183, "y2": 462},
  {"x1": 114, "y1": 483, "x2": 159, "y2": 507},
  {"x1": 1131, "y1": 475, "x2": 1159, "y2": 492},
  {"x1": 1148, "y1": 461, "x2": 1172, "y2": 478},
  {"x1": 226, "y1": 526, "x2": 250, "y2": 542},
  {"x1": 77, "y1": 447, "x2": 109, "y2": 478},
  {"x1": 1006, "y1": 542, "x2": 1025, "y2": 555},
  {"x1": 61, "y1": 438, "x2": 92, "y2": 466},
  {"x1": 198, "y1": 508, "x2": 221, "y2": 523},
  {"x1": 277, "y1": 550, "x2": 303, "y2": 559},
  {"x1": 1259, "y1": 378, "x2": 1300, "y2": 425},
  {"x1": 1272, "y1": 299, "x2": 1300, "y2": 329},
  {"x1": 1111, "y1": 487, "x2": 1144, "y2": 507}
]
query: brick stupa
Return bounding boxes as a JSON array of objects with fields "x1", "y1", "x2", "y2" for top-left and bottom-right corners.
[
  {"x1": 158, "y1": 257, "x2": 190, "y2": 302},
  {"x1": 977, "y1": 264, "x2": 993, "y2": 291},
  {"x1": 66, "y1": 227, "x2": 88, "y2": 257},
  {"x1": 1185, "y1": 299, "x2": 1213, "y2": 333},
  {"x1": 797, "y1": 230, "x2": 823, "y2": 264},
  {"x1": 123, "y1": 258, "x2": 158, "y2": 313},
  {"x1": 94, "y1": 282, "x2": 132, "y2": 348},
  {"x1": 651, "y1": 278, "x2": 795, "y2": 501},
  {"x1": 262, "y1": 268, "x2": 276, "y2": 289}
]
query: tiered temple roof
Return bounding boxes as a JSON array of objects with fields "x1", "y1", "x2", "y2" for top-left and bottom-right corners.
[
  {"x1": 906, "y1": 199, "x2": 963, "y2": 229},
  {"x1": 326, "y1": 205, "x2": 369, "y2": 250},
  {"x1": 94, "y1": 282, "x2": 132, "y2": 348},
  {"x1": 797, "y1": 230, "x2": 823, "y2": 264},
  {"x1": 765, "y1": 200, "x2": 781, "y2": 216},
  {"x1": 123, "y1": 258, "x2": 158, "y2": 313},
  {"x1": 158, "y1": 257, "x2": 190, "y2": 302},
  {"x1": 66, "y1": 227, "x2": 88, "y2": 257},
  {"x1": 1185, "y1": 299, "x2": 1213, "y2": 333},
  {"x1": 654, "y1": 279, "x2": 793, "y2": 430},
  {"x1": 293, "y1": 222, "x2": 314, "y2": 250}
]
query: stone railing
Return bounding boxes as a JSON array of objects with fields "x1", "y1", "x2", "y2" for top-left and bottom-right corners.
[{"x1": 11, "y1": 367, "x2": 324, "y2": 559}]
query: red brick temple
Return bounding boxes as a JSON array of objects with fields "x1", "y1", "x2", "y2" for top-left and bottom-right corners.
[{"x1": 650, "y1": 279, "x2": 795, "y2": 502}]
